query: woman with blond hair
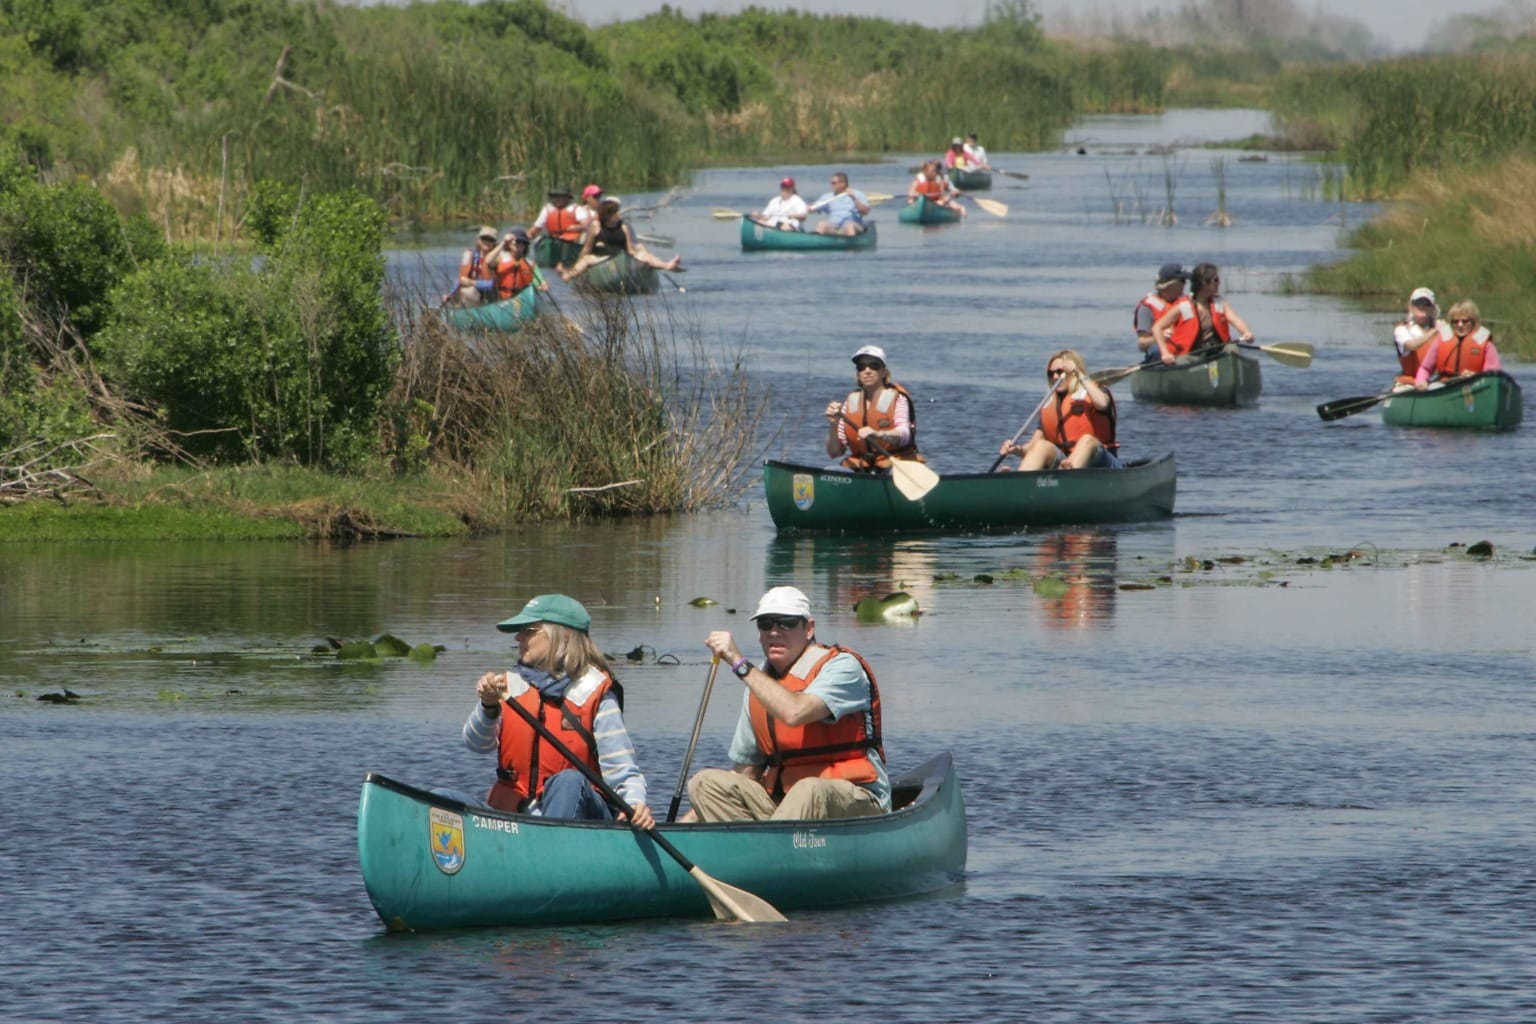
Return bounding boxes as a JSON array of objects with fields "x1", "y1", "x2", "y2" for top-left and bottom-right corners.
[
  {"x1": 998, "y1": 349, "x2": 1122, "y2": 471},
  {"x1": 1414, "y1": 299, "x2": 1503, "y2": 389},
  {"x1": 461, "y1": 593, "x2": 653, "y2": 829}
]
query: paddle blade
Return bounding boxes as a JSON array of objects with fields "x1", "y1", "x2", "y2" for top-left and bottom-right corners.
[
  {"x1": 1316, "y1": 391, "x2": 1393, "y2": 422},
  {"x1": 1092, "y1": 363, "x2": 1145, "y2": 386},
  {"x1": 713, "y1": 208, "x2": 744, "y2": 220},
  {"x1": 1259, "y1": 341, "x2": 1314, "y2": 368},
  {"x1": 889, "y1": 458, "x2": 940, "y2": 501},
  {"x1": 866, "y1": 192, "x2": 894, "y2": 205},
  {"x1": 972, "y1": 196, "x2": 1008, "y2": 217},
  {"x1": 689, "y1": 866, "x2": 787, "y2": 923}
]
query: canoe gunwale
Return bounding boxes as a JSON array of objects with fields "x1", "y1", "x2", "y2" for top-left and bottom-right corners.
[{"x1": 1379, "y1": 369, "x2": 1524, "y2": 430}]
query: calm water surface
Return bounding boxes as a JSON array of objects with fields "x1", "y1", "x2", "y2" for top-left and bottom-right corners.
[{"x1": 3, "y1": 111, "x2": 1533, "y2": 1023}]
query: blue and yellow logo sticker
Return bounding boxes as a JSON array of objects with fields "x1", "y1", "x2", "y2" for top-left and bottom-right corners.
[
  {"x1": 793, "y1": 473, "x2": 815, "y2": 511},
  {"x1": 429, "y1": 807, "x2": 465, "y2": 875}
]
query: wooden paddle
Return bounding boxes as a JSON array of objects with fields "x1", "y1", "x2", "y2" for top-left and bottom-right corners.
[
  {"x1": 1091, "y1": 361, "x2": 1152, "y2": 387},
  {"x1": 636, "y1": 232, "x2": 675, "y2": 247},
  {"x1": 1316, "y1": 387, "x2": 1401, "y2": 421},
  {"x1": 496, "y1": 686, "x2": 786, "y2": 924},
  {"x1": 838, "y1": 412, "x2": 939, "y2": 501},
  {"x1": 1238, "y1": 340, "x2": 1314, "y2": 368},
  {"x1": 957, "y1": 193, "x2": 1007, "y2": 217},
  {"x1": 667, "y1": 656, "x2": 720, "y2": 823},
  {"x1": 713, "y1": 208, "x2": 749, "y2": 220},
  {"x1": 987, "y1": 388, "x2": 1055, "y2": 472}
]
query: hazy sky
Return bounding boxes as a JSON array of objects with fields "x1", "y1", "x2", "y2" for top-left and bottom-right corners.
[{"x1": 555, "y1": 0, "x2": 1487, "y2": 52}]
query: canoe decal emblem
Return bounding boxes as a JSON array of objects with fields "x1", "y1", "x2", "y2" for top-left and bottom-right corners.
[
  {"x1": 430, "y1": 807, "x2": 466, "y2": 875},
  {"x1": 793, "y1": 474, "x2": 815, "y2": 510},
  {"x1": 1462, "y1": 385, "x2": 1475, "y2": 412},
  {"x1": 1206, "y1": 363, "x2": 1221, "y2": 388}
]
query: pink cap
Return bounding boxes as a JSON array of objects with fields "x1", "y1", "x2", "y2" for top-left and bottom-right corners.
[
  {"x1": 582, "y1": 184, "x2": 602, "y2": 198},
  {"x1": 780, "y1": 176, "x2": 795, "y2": 189}
]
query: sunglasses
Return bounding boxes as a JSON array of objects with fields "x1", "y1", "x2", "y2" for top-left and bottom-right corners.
[
  {"x1": 514, "y1": 624, "x2": 543, "y2": 639},
  {"x1": 756, "y1": 615, "x2": 805, "y2": 632},
  {"x1": 1451, "y1": 317, "x2": 1475, "y2": 325},
  {"x1": 1048, "y1": 368, "x2": 1070, "y2": 379},
  {"x1": 855, "y1": 361, "x2": 884, "y2": 371}
]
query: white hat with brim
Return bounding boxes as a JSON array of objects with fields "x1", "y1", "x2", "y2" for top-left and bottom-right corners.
[
  {"x1": 851, "y1": 344, "x2": 887, "y2": 364},
  {"x1": 1409, "y1": 286, "x2": 1436, "y2": 306},
  {"x1": 750, "y1": 586, "x2": 812, "y2": 620}
]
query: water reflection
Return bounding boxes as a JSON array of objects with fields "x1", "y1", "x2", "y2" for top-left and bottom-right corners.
[
  {"x1": 763, "y1": 533, "x2": 936, "y2": 623},
  {"x1": 1031, "y1": 530, "x2": 1118, "y2": 630}
]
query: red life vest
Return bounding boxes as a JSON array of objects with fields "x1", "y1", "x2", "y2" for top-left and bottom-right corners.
[
  {"x1": 492, "y1": 255, "x2": 534, "y2": 299},
  {"x1": 485, "y1": 667, "x2": 616, "y2": 813},
  {"x1": 1395, "y1": 321, "x2": 1449, "y2": 376},
  {"x1": 1134, "y1": 292, "x2": 1172, "y2": 332},
  {"x1": 841, "y1": 383, "x2": 920, "y2": 470},
  {"x1": 1430, "y1": 326, "x2": 1493, "y2": 377},
  {"x1": 914, "y1": 176, "x2": 946, "y2": 198},
  {"x1": 546, "y1": 206, "x2": 585, "y2": 242},
  {"x1": 1166, "y1": 297, "x2": 1231, "y2": 356},
  {"x1": 747, "y1": 644, "x2": 884, "y2": 801},
  {"x1": 1039, "y1": 388, "x2": 1118, "y2": 454}
]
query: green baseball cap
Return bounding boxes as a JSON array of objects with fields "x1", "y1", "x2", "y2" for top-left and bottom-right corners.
[{"x1": 496, "y1": 593, "x2": 591, "y2": 633}]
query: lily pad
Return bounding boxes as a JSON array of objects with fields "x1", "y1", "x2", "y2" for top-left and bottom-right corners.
[
  {"x1": 689, "y1": 597, "x2": 718, "y2": 607},
  {"x1": 373, "y1": 633, "x2": 412, "y2": 658},
  {"x1": 1032, "y1": 576, "x2": 1072, "y2": 599},
  {"x1": 408, "y1": 643, "x2": 440, "y2": 663},
  {"x1": 336, "y1": 641, "x2": 377, "y2": 660},
  {"x1": 854, "y1": 591, "x2": 920, "y2": 622}
]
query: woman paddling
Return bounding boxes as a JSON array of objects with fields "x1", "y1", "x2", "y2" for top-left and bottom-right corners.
[
  {"x1": 558, "y1": 196, "x2": 681, "y2": 283},
  {"x1": 1149, "y1": 261, "x2": 1253, "y2": 364},
  {"x1": 461, "y1": 594, "x2": 654, "y2": 829},
  {"x1": 825, "y1": 345, "x2": 922, "y2": 472}
]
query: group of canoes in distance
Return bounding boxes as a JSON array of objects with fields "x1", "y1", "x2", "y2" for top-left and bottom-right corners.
[
  {"x1": 444, "y1": 182, "x2": 686, "y2": 325},
  {"x1": 358, "y1": 588, "x2": 965, "y2": 929}
]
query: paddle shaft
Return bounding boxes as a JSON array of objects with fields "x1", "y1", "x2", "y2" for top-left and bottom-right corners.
[
  {"x1": 987, "y1": 387, "x2": 1055, "y2": 472},
  {"x1": 837, "y1": 411, "x2": 938, "y2": 500},
  {"x1": 1316, "y1": 389, "x2": 1397, "y2": 421},
  {"x1": 496, "y1": 690, "x2": 711, "y2": 876},
  {"x1": 667, "y1": 657, "x2": 720, "y2": 822}
]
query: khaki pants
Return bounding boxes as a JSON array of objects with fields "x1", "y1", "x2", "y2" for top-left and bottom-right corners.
[{"x1": 686, "y1": 767, "x2": 880, "y2": 822}]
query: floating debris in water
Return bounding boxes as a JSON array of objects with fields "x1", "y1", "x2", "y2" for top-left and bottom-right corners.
[
  {"x1": 36, "y1": 689, "x2": 82, "y2": 704},
  {"x1": 689, "y1": 597, "x2": 717, "y2": 607}
]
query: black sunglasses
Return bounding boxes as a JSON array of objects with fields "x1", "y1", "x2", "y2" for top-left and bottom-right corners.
[
  {"x1": 854, "y1": 360, "x2": 884, "y2": 371},
  {"x1": 1451, "y1": 317, "x2": 1474, "y2": 325},
  {"x1": 1048, "y1": 368, "x2": 1070, "y2": 379},
  {"x1": 756, "y1": 615, "x2": 805, "y2": 632}
]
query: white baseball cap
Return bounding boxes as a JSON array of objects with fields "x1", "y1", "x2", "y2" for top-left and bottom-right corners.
[
  {"x1": 851, "y1": 345, "x2": 887, "y2": 364},
  {"x1": 750, "y1": 586, "x2": 812, "y2": 620},
  {"x1": 1409, "y1": 286, "x2": 1436, "y2": 306}
]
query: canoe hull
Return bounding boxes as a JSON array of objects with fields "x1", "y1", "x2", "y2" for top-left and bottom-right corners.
[
  {"x1": 764, "y1": 453, "x2": 1177, "y2": 533},
  {"x1": 358, "y1": 753, "x2": 967, "y2": 930},
  {"x1": 1380, "y1": 371, "x2": 1524, "y2": 430},
  {"x1": 440, "y1": 285, "x2": 539, "y2": 332},
  {"x1": 948, "y1": 168, "x2": 992, "y2": 191},
  {"x1": 898, "y1": 195, "x2": 962, "y2": 225},
  {"x1": 1130, "y1": 347, "x2": 1262, "y2": 407},
  {"x1": 740, "y1": 216, "x2": 877, "y2": 251},
  {"x1": 581, "y1": 252, "x2": 658, "y2": 295},
  {"x1": 531, "y1": 236, "x2": 583, "y2": 269}
]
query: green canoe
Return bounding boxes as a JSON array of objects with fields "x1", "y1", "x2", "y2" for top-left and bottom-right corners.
[
  {"x1": 740, "y1": 216, "x2": 878, "y2": 252},
  {"x1": 531, "y1": 235, "x2": 583, "y2": 269},
  {"x1": 578, "y1": 251, "x2": 659, "y2": 295},
  {"x1": 1380, "y1": 370, "x2": 1524, "y2": 430},
  {"x1": 763, "y1": 453, "x2": 1176, "y2": 533},
  {"x1": 1130, "y1": 345, "x2": 1262, "y2": 407},
  {"x1": 440, "y1": 285, "x2": 539, "y2": 333},
  {"x1": 897, "y1": 195, "x2": 963, "y2": 225},
  {"x1": 357, "y1": 752, "x2": 966, "y2": 930},
  {"x1": 948, "y1": 167, "x2": 992, "y2": 191}
]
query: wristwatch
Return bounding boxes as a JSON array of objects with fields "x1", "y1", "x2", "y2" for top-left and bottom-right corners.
[{"x1": 732, "y1": 657, "x2": 753, "y2": 678}]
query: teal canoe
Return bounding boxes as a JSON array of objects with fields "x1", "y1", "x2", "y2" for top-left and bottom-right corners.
[
  {"x1": 897, "y1": 195, "x2": 963, "y2": 225},
  {"x1": 357, "y1": 752, "x2": 967, "y2": 930},
  {"x1": 579, "y1": 251, "x2": 659, "y2": 295},
  {"x1": 948, "y1": 167, "x2": 992, "y2": 191},
  {"x1": 1130, "y1": 345, "x2": 1262, "y2": 407},
  {"x1": 1380, "y1": 370, "x2": 1524, "y2": 430},
  {"x1": 531, "y1": 235, "x2": 583, "y2": 269},
  {"x1": 441, "y1": 285, "x2": 539, "y2": 333},
  {"x1": 740, "y1": 215, "x2": 877, "y2": 252},
  {"x1": 763, "y1": 453, "x2": 1177, "y2": 533}
]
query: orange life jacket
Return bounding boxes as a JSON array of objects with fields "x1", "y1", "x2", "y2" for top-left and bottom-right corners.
[
  {"x1": 546, "y1": 205, "x2": 585, "y2": 242},
  {"x1": 1430, "y1": 326, "x2": 1493, "y2": 377},
  {"x1": 1134, "y1": 292, "x2": 1173, "y2": 332},
  {"x1": 841, "y1": 383, "x2": 920, "y2": 470},
  {"x1": 914, "y1": 176, "x2": 946, "y2": 198},
  {"x1": 486, "y1": 667, "x2": 617, "y2": 813},
  {"x1": 1395, "y1": 321, "x2": 1449, "y2": 377},
  {"x1": 461, "y1": 246, "x2": 492, "y2": 284},
  {"x1": 1040, "y1": 388, "x2": 1118, "y2": 454},
  {"x1": 492, "y1": 255, "x2": 535, "y2": 299},
  {"x1": 1166, "y1": 297, "x2": 1231, "y2": 356},
  {"x1": 747, "y1": 643, "x2": 884, "y2": 801}
]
